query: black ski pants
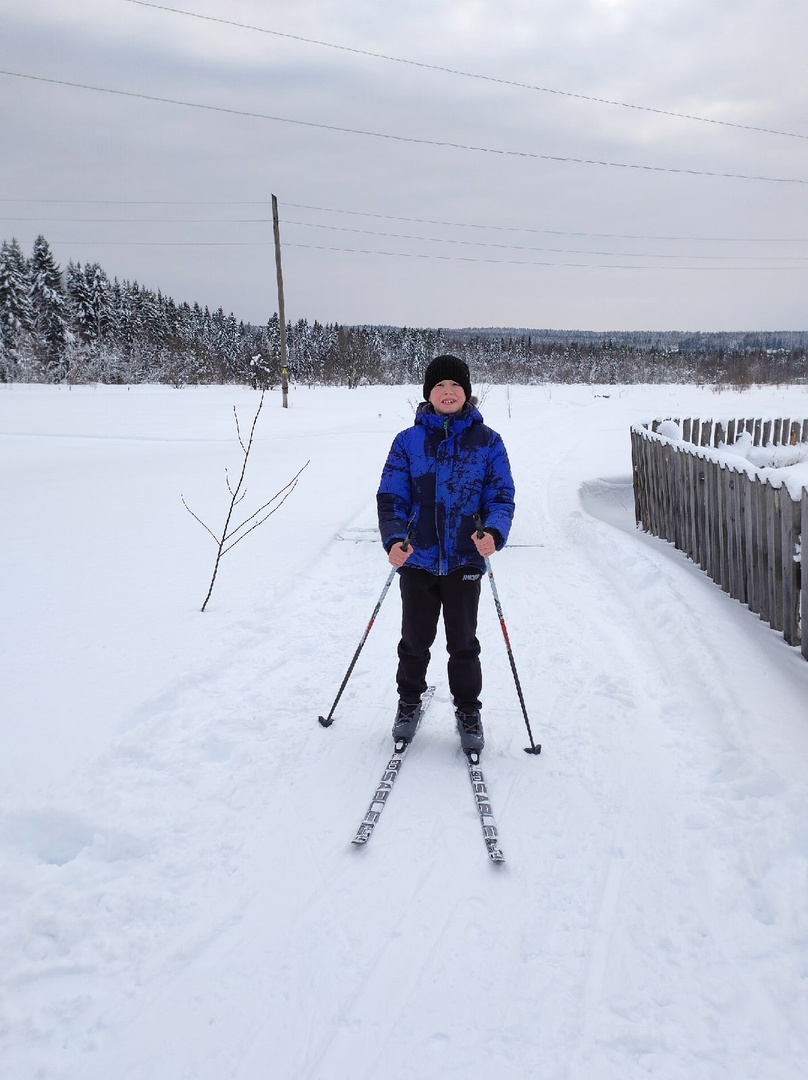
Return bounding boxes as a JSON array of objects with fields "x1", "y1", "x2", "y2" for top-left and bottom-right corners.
[{"x1": 396, "y1": 566, "x2": 483, "y2": 712}]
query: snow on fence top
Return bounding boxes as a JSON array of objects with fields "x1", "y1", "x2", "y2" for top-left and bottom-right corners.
[
  {"x1": 632, "y1": 415, "x2": 808, "y2": 499},
  {"x1": 630, "y1": 417, "x2": 808, "y2": 661}
]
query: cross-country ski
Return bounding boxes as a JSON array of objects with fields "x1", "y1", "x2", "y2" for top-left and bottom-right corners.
[
  {"x1": 465, "y1": 751, "x2": 506, "y2": 863},
  {"x1": 351, "y1": 687, "x2": 436, "y2": 846}
]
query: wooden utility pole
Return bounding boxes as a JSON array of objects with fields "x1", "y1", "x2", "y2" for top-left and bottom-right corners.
[{"x1": 271, "y1": 193, "x2": 289, "y2": 408}]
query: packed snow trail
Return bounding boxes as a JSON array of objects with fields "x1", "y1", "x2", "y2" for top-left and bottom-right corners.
[{"x1": 2, "y1": 384, "x2": 808, "y2": 1080}]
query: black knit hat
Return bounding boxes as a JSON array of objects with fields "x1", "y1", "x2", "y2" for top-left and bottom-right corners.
[{"x1": 422, "y1": 355, "x2": 472, "y2": 401}]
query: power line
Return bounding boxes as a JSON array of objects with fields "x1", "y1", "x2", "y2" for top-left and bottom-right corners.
[
  {"x1": 1, "y1": 216, "x2": 280, "y2": 223},
  {"x1": 6, "y1": 214, "x2": 808, "y2": 258},
  {"x1": 123, "y1": 0, "x2": 808, "y2": 142},
  {"x1": 8, "y1": 214, "x2": 808, "y2": 259},
  {"x1": 29, "y1": 240, "x2": 269, "y2": 246},
  {"x1": 279, "y1": 219, "x2": 808, "y2": 261},
  {"x1": 10, "y1": 235, "x2": 808, "y2": 270},
  {"x1": 0, "y1": 199, "x2": 281, "y2": 205},
  {"x1": 6, "y1": 213, "x2": 808, "y2": 256},
  {"x1": 3, "y1": 69, "x2": 807, "y2": 186},
  {"x1": 283, "y1": 202, "x2": 808, "y2": 244},
  {"x1": 2, "y1": 199, "x2": 806, "y2": 243},
  {"x1": 282, "y1": 242, "x2": 808, "y2": 271}
]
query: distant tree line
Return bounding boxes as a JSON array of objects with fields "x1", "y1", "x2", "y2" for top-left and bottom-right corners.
[{"x1": 1, "y1": 235, "x2": 807, "y2": 388}]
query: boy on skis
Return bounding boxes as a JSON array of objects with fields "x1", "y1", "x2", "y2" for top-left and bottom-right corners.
[{"x1": 376, "y1": 355, "x2": 515, "y2": 755}]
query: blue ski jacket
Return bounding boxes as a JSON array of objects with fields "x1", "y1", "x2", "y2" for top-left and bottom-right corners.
[{"x1": 377, "y1": 402, "x2": 515, "y2": 575}]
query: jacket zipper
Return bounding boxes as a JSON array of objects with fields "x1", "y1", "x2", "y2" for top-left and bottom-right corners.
[{"x1": 437, "y1": 417, "x2": 451, "y2": 575}]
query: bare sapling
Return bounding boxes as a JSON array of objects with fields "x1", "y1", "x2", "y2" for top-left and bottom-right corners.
[{"x1": 182, "y1": 392, "x2": 309, "y2": 611}]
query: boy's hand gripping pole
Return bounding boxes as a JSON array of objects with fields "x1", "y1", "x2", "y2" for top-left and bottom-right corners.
[
  {"x1": 474, "y1": 514, "x2": 541, "y2": 755},
  {"x1": 318, "y1": 533, "x2": 410, "y2": 728}
]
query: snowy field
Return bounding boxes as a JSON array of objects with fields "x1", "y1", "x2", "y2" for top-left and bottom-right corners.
[{"x1": 2, "y1": 380, "x2": 808, "y2": 1080}]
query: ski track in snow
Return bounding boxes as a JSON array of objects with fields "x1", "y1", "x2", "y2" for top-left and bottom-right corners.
[{"x1": 2, "y1": 383, "x2": 808, "y2": 1080}]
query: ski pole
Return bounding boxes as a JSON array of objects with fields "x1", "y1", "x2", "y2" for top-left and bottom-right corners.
[
  {"x1": 318, "y1": 533, "x2": 411, "y2": 728},
  {"x1": 474, "y1": 514, "x2": 541, "y2": 755}
]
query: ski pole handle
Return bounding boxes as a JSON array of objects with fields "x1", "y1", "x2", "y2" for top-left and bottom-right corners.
[{"x1": 386, "y1": 529, "x2": 412, "y2": 569}]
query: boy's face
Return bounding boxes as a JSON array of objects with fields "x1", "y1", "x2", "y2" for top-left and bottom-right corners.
[{"x1": 429, "y1": 380, "x2": 467, "y2": 415}]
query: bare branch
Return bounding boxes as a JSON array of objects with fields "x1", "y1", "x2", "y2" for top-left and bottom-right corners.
[
  {"x1": 222, "y1": 463, "x2": 309, "y2": 552},
  {"x1": 221, "y1": 478, "x2": 303, "y2": 555},
  {"x1": 223, "y1": 461, "x2": 309, "y2": 544},
  {"x1": 185, "y1": 391, "x2": 303, "y2": 612},
  {"x1": 233, "y1": 405, "x2": 246, "y2": 453},
  {"x1": 181, "y1": 495, "x2": 219, "y2": 544}
]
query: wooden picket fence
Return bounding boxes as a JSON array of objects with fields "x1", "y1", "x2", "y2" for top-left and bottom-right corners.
[{"x1": 631, "y1": 416, "x2": 808, "y2": 660}]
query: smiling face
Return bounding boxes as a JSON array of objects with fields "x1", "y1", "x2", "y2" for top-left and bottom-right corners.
[{"x1": 428, "y1": 379, "x2": 467, "y2": 415}]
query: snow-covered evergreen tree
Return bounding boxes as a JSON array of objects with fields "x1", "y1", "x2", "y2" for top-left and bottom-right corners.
[
  {"x1": 0, "y1": 238, "x2": 35, "y2": 379},
  {"x1": 29, "y1": 235, "x2": 70, "y2": 380},
  {"x1": 4, "y1": 231, "x2": 807, "y2": 389},
  {"x1": 67, "y1": 261, "x2": 112, "y2": 346}
]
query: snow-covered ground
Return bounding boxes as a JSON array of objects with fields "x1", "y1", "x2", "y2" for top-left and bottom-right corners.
[{"x1": 2, "y1": 381, "x2": 808, "y2": 1080}]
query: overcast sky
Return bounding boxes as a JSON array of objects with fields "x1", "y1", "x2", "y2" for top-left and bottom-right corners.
[{"x1": 2, "y1": 0, "x2": 807, "y2": 331}]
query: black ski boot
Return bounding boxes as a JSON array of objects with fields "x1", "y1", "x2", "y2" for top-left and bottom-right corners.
[
  {"x1": 456, "y1": 708, "x2": 484, "y2": 753},
  {"x1": 392, "y1": 699, "x2": 421, "y2": 743}
]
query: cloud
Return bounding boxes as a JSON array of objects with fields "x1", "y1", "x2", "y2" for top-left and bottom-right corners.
[{"x1": 1, "y1": 0, "x2": 806, "y2": 331}]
